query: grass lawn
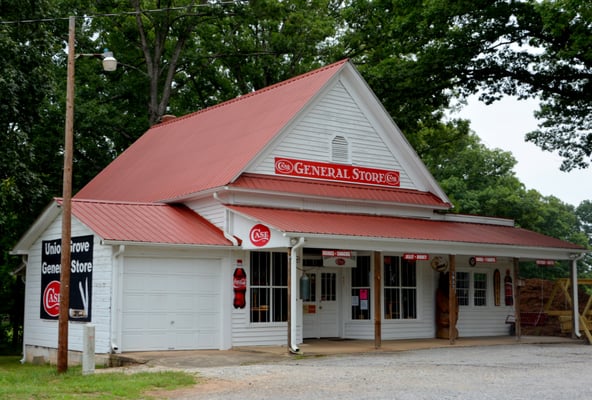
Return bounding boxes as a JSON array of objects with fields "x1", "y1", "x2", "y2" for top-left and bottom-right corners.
[{"x1": 0, "y1": 355, "x2": 196, "y2": 399}]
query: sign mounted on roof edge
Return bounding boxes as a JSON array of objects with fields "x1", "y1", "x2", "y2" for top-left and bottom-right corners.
[
  {"x1": 275, "y1": 157, "x2": 400, "y2": 187},
  {"x1": 249, "y1": 224, "x2": 271, "y2": 247}
]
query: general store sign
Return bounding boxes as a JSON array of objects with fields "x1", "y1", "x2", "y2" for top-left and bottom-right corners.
[
  {"x1": 40, "y1": 235, "x2": 94, "y2": 321},
  {"x1": 274, "y1": 157, "x2": 400, "y2": 187}
]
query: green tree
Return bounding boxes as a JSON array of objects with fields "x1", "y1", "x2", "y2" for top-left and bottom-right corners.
[
  {"x1": 340, "y1": 0, "x2": 592, "y2": 170},
  {"x1": 0, "y1": 0, "x2": 63, "y2": 351}
]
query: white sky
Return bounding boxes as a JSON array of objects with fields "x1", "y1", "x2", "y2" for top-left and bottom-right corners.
[{"x1": 452, "y1": 95, "x2": 592, "y2": 207}]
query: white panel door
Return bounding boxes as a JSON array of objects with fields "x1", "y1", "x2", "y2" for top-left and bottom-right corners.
[
  {"x1": 303, "y1": 269, "x2": 340, "y2": 338},
  {"x1": 121, "y1": 257, "x2": 221, "y2": 351}
]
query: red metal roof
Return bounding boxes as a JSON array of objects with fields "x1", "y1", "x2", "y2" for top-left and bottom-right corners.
[
  {"x1": 71, "y1": 199, "x2": 234, "y2": 246},
  {"x1": 229, "y1": 173, "x2": 451, "y2": 208},
  {"x1": 76, "y1": 60, "x2": 349, "y2": 202},
  {"x1": 227, "y1": 205, "x2": 585, "y2": 250}
]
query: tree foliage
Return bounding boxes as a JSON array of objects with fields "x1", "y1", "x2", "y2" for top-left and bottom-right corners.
[{"x1": 340, "y1": 0, "x2": 592, "y2": 170}]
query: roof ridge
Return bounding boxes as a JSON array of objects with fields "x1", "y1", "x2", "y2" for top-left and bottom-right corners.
[{"x1": 150, "y1": 59, "x2": 349, "y2": 130}]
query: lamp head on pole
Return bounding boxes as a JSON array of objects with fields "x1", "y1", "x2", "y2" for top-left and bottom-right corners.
[{"x1": 101, "y1": 49, "x2": 117, "y2": 71}]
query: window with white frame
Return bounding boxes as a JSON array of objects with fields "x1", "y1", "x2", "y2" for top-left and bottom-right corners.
[
  {"x1": 456, "y1": 271, "x2": 487, "y2": 307},
  {"x1": 473, "y1": 272, "x2": 487, "y2": 306},
  {"x1": 250, "y1": 251, "x2": 288, "y2": 323},
  {"x1": 456, "y1": 272, "x2": 470, "y2": 306},
  {"x1": 384, "y1": 256, "x2": 417, "y2": 319}
]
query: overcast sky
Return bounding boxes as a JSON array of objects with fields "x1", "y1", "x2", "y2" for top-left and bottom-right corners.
[{"x1": 453, "y1": 95, "x2": 591, "y2": 207}]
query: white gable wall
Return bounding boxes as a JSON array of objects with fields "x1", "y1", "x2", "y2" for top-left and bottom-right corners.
[
  {"x1": 23, "y1": 214, "x2": 113, "y2": 363},
  {"x1": 248, "y1": 80, "x2": 419, "y2": 190}
]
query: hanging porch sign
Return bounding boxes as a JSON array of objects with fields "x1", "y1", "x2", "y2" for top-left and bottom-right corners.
[
  {"x1": 322, "y1": 250, "x2": 356, "y2": 267},
  {"x1": 274, "y1": 157, "x2": 400, "y2": 187},
  {"x1": 470, "y1": 256, "x2": 497, "y2": 266},
  {"x1": 403, "y1": 253, "x2": 429, "y2": 261},
  {"x1": 536, "y1": 260, "x2": 555, "y2": 266},
  {"x1": 40, "y1": 235, "x2": 93, "y2": 321}
]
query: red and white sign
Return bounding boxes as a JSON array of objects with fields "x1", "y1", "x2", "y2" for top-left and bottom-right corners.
[
  {"x1": 43, "y1": 280, "x2": 61, "y2": 317},
  {"x1": 322, "y1": 249, "x2": 356, "y2": 267},
  {"x1": 475, "y1": 256, "x2": 497, "y2": 263},
  {"x1": 536, "y1": 260, "x2": 555, "y2": 266},
  {"x1": 274, "y1": 157, "x2": 400, "y2": 187},
  {"x1": 322, "y1": 250, "x2": 352, "y2": 257},
  {"x1": 403, "y1": 253, "x2": 429, "y2": 261},
  {"x1": 249, "y1": 224, "x2": 271, "y2": 247}
]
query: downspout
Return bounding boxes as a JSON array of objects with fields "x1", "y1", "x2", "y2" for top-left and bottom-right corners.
[
  {"x1": 570, "y1": 253, "x2": 585, "y2": 338},
  {"x1": 20, "y1": 255, "x2": 28, "y2": 364},
  {"x1": 290, "y1": 237, "x2": 305, "y2": 354},
  {"x1": 111, "y1": 245, "x2": 125, "y2": 352}
]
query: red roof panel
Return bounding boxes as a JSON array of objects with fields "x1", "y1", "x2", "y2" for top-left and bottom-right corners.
[
  {"x1": 229, "y1": 173, "x2": 451, "y2": 208},
  {"x1": 71, "y1": 199, "x2": 234, "y2": 246},
  {"x1": 227, "y1": 205, "x2": 584, "y2": 250},
  {"x1": 76, "y1": 60, "x2": 349, "y2": 202}
]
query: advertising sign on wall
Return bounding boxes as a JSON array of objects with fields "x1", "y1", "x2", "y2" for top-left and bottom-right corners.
[
  {"x1": 40, "y1": 235, "x2": 94, "y2": 322},
  {"x1": 275, "y1": 157, "x2": 400, "y2": 187}
]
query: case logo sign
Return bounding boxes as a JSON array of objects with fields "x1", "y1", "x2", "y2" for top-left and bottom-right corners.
[
  {"x1": 40, "y1": 235, "x2": 94, "y2": 321},
  {"x1": 249, "y1": 224, "x2": 271, "y2": 247},
  {"x1": 42, "y1": 280, "x2": 61, "y2": 317}
]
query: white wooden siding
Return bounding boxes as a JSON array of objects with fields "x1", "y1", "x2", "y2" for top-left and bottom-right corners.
[
  {"x1": 185, "y1": 197, "x2": 226, "y2": 229},
  {"x1": 23, "y1": 215, "x2": 113, "y2": 358},
  {"x1": 455, "y1": 264, "x2": 515, "y2": 337},
  {"x1": 248, "y1": 81, "x2": 417, "y2": 190}
]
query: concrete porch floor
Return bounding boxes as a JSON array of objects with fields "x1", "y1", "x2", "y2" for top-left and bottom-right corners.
[{"x1": 115, "y1": 335, "x2": 584, "y2": 369}]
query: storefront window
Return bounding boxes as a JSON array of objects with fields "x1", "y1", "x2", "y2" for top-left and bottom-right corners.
[
  {"x1": 351, "y1": 255, "x2": 371, "y2": 320},
  {"x1": 455, "y1": 271, "x2": 487, "y2": 307},
  {"x1": 474, "y1": 273, "x2": 487, "y2": 306},
  {"x1": 384, "y1": 256, "x2": 417, "y2": 319},
  {"x1": 456, "y1": 272, "x2": 470, "y2": 306},
  {"x1": 250, "y1": 251, "x2": 288, "y2": 323}
]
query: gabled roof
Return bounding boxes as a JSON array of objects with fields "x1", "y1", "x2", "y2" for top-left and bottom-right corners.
[
  {"x1": 76, "y1": 60, "x2": 350, "y2": 202},
  {"x1": 228, "y1": 173, "x2": 450, "y2": 208},
  {"x1": 227, "y1": 205, "x2": 585, "y2": 254},
  {"x1": 72, "y1": 199, "x2": 235, "y2": 246}
]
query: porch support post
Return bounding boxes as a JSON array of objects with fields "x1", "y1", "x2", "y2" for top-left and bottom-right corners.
[
  {"x1": 570, "y1": 256, "x2": 580, "y2": 338},
  {"x1": 374, "y1": 251, "x2": 382, "y2": 349},
  {"x1": 288, "y1": 238, "x2": 304, "y2": 354},
  {"x1": 513, "y1": 258, "x2": 521, "y2": 340},
  {"x1": 448, "y1": 255, "x2": 457, "y2": 345}
]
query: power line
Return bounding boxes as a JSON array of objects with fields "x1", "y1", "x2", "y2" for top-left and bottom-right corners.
[{"x1": 0, "y1": 1, "x2": 241, "y2": 25}]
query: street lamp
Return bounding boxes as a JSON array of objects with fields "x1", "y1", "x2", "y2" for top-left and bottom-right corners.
[{"x1": 58, "y1": 15, "x2": 117, "y2": 374}]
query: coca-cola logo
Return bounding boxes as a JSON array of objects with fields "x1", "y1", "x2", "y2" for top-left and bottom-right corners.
[
  {"x1": 335, "y1": 258, "x2": 346, "y2": 266},
  {"x1": 250, "y1": 224, "x2": 271, "y2": 247},
  {"x1": 274, "y1": 158, "x2": 294, "y2": 174},
  {"x1": 43, "y1": 280, "x2": 61, "y2": 317}
]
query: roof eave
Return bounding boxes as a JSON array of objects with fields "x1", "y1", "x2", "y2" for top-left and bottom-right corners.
[
  {"x1": 280, "y1": 232, "x2": 586, "y2": 260},
  {"x1": 100, "y1": 239, "x2": 239, "y2": 249}
]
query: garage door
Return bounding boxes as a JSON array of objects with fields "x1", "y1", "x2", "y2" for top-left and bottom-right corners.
[{"x1": 121, "y1": 257, "x2": 221, "y2": 351}]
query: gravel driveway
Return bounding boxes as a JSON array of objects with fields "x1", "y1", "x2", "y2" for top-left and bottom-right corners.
[{"x1": 152, "y1": 343, "x2": 591, "y2": 399}]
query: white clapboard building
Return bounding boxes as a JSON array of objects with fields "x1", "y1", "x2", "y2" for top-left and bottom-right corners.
[{"x1": 12, "y1": 60, "x2": 586, "y2": 363}]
